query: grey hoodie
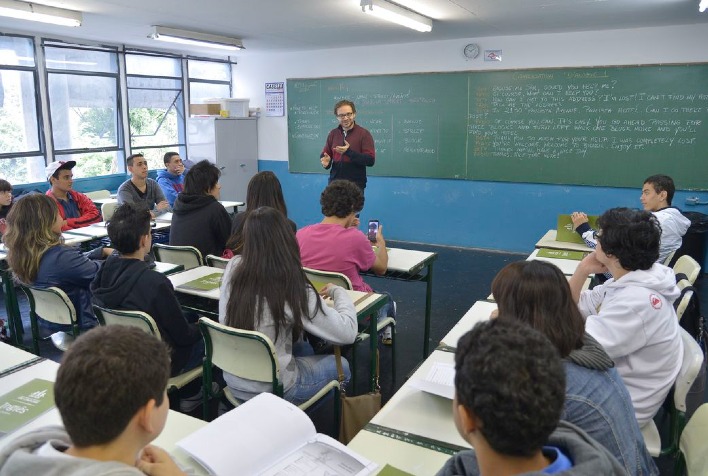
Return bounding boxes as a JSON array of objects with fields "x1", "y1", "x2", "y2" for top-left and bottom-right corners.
[
  {"x1": 435, "y1": 421, "x2": 627, "y2": 476},
  {"x1": 0, "y1": 426, "x2": 142, "y2": 476}
]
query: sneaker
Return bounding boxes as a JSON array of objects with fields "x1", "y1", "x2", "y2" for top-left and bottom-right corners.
[
  {"x1": 381, "y1": 326, "x2": 393, "y2": 346},
  {"x1": 179, "y1": 382, "x2": 220, "y2": 413},
  {"x1": 50, "y1": 331, "x2": 75, "y2": 351}
]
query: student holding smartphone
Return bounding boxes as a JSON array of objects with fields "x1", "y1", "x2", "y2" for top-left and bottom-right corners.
[{"x1": 297, "y1": 180, "x2": 395, "y2": 344}]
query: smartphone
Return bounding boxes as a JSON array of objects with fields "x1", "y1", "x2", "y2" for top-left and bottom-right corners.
[{"x1": 367, "y1": 220, "x2": 380, "y2": 242}]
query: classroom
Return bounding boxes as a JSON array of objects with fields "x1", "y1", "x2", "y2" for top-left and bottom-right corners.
[{"x1": 0, "y1": 1, "x2": 707, "y2": 475}]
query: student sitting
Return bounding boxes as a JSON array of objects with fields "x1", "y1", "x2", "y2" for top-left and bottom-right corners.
[
  {"x1": 117, "y1": 153, "x2": 170, "y2": 218},
  {"x1": 4, "y1": 194, "x2": 112, "y2": 332},
  {"x1": 437, "y1": 319, "x2": 625, "y2": 476},
  {"x1": 296, "y1": 180, "x2": 395, "y2": 343},
  {"x1": 568, "y1": 207, "x2": 683, "y2": 427},
  {"x1": 91, "y1": 203, "x2": 203, "y2": 380},
  {"x1": 45, "y1": 160, "x2": 100, "y2": 231},
  {"x1": 224, "y1": 171, "x2": 296, "y2": 258},
  {"x1": 156, "y1": 151, "x2": 185, "y2": 207},
  {"x1": 0, "y1": 326, "x2": 187, "y2": 475},
  {"x1": 170, "y1": 160, "x2": 231, "y2": 260},
  {"x1": 219, "y1": 206, "x2": 357, "y2": 405},
  {"x1": 0, "y1": 179, "x2": 13, "y2": 235},
  {"x1": 492, "y1": 260, "x2": 658, "y2": 475},
  {"x1": 571, "y1": 174, "x2": 690, "y2": 265}
]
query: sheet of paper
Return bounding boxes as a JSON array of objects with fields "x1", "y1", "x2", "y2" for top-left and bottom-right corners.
[{"x1": 408, "y1": 362, "x2": 455, "y2": 399}]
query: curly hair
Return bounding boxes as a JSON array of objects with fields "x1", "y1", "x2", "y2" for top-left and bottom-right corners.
[
  {"x1": 320, "y1": 180, "x2": 364, "y2": 218},
  {"x1": 455, "y1": 319, "x2": 565, "y2": 457},
  {"x1": 597, "y1": 207, "x2": 660, "y2": 270}
]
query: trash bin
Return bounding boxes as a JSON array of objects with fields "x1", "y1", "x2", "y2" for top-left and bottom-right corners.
[{"x1": 674, "y1": 211, "x2": 708, "y2": 270}]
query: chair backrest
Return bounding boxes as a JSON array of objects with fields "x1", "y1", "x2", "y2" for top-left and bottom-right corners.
[
  {"x1": 93, "y1": 306, "x2": 162, "y2": 340},
  {"x1": 205, "y1": 254, "x2": 230, "y2": 269},
  {"x1": 198, "y1": 317, "x2": 281, "y2": 393},
  {"x1": 302, "y1": 267, "x2": 352, "y2": 291},
  {"x1": 680, "y1": 403, "x2": 708, "y2": 476},
  {"x1": 101, "y1": 202, "x2": 119, "y2": 221},
  {"x1": 675, "y1": 285, "x2": 695, "y2": 322},
  {"x1": 23, "y1": 286, "x2": 77, "y2": 326},
  {"x1": 674, "y1": 328, "x2": 705, "y2": 412},
  {"x1": 85, "y1": 189, "x2": 111, "y2": 200},
  {"x1": 153, "y1": 244, "x2": 203, "y2": 270},
  {"x1": 663, "y1": 249, "x2": 677, "y2": 266},
  {"x1": 674, "y1": 255, "x2": 701, "y2": 285}
]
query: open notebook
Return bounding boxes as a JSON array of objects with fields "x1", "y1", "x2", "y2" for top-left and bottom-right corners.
[{"x1": 177, "y1": 393, "x2": 378, "y2": 475}]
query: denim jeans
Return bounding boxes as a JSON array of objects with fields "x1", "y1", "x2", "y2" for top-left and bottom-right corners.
[
  {"x1": 283, "y1": 340, "x2": 350, "y2": 406},
  {"x1": 562, "y1": 362, "x2": 659, "y2": 476}
]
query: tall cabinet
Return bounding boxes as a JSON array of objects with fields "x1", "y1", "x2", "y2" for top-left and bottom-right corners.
[{"x1": 186, "y1": 117, "x2": 258, "y2": 203}]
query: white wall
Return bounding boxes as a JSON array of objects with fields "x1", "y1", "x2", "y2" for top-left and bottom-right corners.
[{"x1": 232, "y1": 23, "x2": 708, "y2": 162}]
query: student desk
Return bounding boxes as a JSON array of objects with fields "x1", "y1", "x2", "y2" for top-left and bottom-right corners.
[
  {"x1": 526, "y1": 248, "x2": 584, "y2": 276},
  {"x1": 439, "y1": 300, "x2": 496, "y2": 351},
  {"x1": 535, "y1": 229, "x2": 593, "y2": 253},
  {"x1": 154, "y1": 261, "x2": 184, "y2": 275},
  {"x1": 0, "y1": 346, "x2": 209, "y2": 475},
  {"x1": 92, "y1": 198, "x2": 243, "y2": 214},
  {"x1": 363, "y1": 247, "x2": 438, "y2": 357},
  {"x1": 168, "y1": 266, "x2": 389, "y2": 391},
  {"x1": 0, "y1": 341, "x2": 43, "y2": 376}
]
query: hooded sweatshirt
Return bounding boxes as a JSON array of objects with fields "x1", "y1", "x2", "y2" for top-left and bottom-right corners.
[
  {"x1": 435, "y1": 421, "x2": 626, "y2": 476},
  {"x1": 169, "y1": 194, "x2": 231, "y2": 259},
  {"x1": 578, "y1": 263, "x2": 683, "y2": 426},
  {"x1": 0, "y1": 426, "x2": 143, "y2": 476},
  {"x1": 155, "y1": 169, "x2": 184, "y2": 207},
  {"x1": 654, "y1": 207, "x2": 691, "y2": 264},
  {"x1": 90, "y1": 256, "x2": 201, "y2": 376}
]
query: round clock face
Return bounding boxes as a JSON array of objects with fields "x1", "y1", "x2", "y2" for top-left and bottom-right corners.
[{"x1": 464, "y1": 43, "x2": 480, "y2": 59}]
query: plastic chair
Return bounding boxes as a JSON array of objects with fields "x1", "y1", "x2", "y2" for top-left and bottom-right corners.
[
  {"x1": 198, "y1": 317, "x2": 340, "y2": 424},
  {"x1": 21, "y1": 286, "x2": 79, "y2": 355},
  {"x1": 673, "y1": 255, "x2": 701, "y2": 285},
  {"x1": 676, "y1": 403, "x2": 708, "y2": 476},
  {"x1": 303, "y1": 267, "x2": 397, "y2": 390},
  {"x1": 675, "y1": 279, "x2": 694, "y2": 322},
  {"x1": 153, "y1": 244, "x2": 203, "y2": 271},
  {"x1": 101, "y1": 201, "x2": 119, "y2": 221},
  {"x1": 85, "y1": 189, "x2": 111, "y2": 200},
  {"x1": 663, "y1": 249, "x2": 677, "y2": 266},
  {"x1": 205, "y1": 254, "x2": 230, "y2": 269},
  {"x1": 641, "y1": 328, "x2": 705, "y2": 458},
  {"x1": 93, "y1": 306, "x2": 203, "y2": 394}
]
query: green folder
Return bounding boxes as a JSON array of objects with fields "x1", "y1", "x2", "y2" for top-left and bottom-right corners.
[
  {"x1": 177, "y1": 273, "x2": 223, "y2": 291},
  {"x1": 556, "y1": 214, "x2": 599, "y2": 244},
  {"x1": 377, "y1": 464, "x2": 415, "y2": 476},
  {"x1": 536, "y1": 248, "x2": 587, "y2": 261},
  {"x1": 0, "y1": 378, "x2": 55, "y2": 435}
]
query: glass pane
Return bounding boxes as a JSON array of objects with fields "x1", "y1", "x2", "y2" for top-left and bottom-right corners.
[
  {"x1": 44, "y1": 46, "x2": 118, "y2": 74},
  {"x1": 188, "y1": 60, "x2": 230, "y2": 81},
  {"x1": 55, "y1": 150, "x2": 125, "y2": 177},
  {"x1": 190, "y1": 81, "x2": 230, "y2": 102},
  {"x1": 131, "y1": 146, "x2": 186, "y2": 172},
  {"x1": 0, "y1": 70, "x2": 40, "y2": 154},
  {"x1": 0, "y1": 156, "x2": 45, "y2": 183},
  {"x1": 0, "y1": 36, "x2": 35, "y2": 67},
  {"x1": 127, "y1": 76, "x2": 182, "y2": 90},
  {"x1": 48, "y1": 73, "x2": 118, "y2": 150},
  {"x1": 126, "y1": 54, "x2": 181, "y2": 77}
]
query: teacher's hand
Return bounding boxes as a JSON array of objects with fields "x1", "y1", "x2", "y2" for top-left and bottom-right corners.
[
  {"x1": 334, "y1": 140, "x2": 350, "y2": 154},
  {"x1": 320, "y1": 153, "x2": 331, "y2": 168}
]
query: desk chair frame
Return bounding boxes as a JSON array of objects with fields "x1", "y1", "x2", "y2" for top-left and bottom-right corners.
[
  {"x1": 93, "y1": 306, "x2": 203, "y2": 395},
  {"x1": 205, "y1": 254, "x2": 230, "y2": 269},
  {"x1": 101, "y1": 202, "x2": 119, "y2": 221},
  {"x1": 85, "y1": 189, "x2": 111, "y2": 200},
  {"x1": 674, "y1": 255, "x2": 701, "y2": 285},
  {"x1": 21, "y1": 286, "x2": 79, "y2": 355},
  {"x1": 198, "y1": 317, "x2": 340, "y2": 426},
  {"x1": 153, "y1": 244, "x2": 203, "y2": 271},
  {"x1": 676, "y1": 403, "x2": 708, "y2": 476}
]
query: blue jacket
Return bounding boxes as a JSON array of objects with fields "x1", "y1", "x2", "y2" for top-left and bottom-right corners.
[
  {"x1": 155, "y1": 169, "x2": 184, "y2": 207},
  {"x1": 33, "y1": 245, "x2": 105, "y2": 329}
]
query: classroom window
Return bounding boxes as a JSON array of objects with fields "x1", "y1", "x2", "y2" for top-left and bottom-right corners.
[
  {"x1": 0, "y1": 35, "x2": 45, "y2": 183},
  {"x1": 126, "y1": 54, "x2": 186, "y2": 170},
  {"x1": 188, "y1": 59, "x2": 232, "y2": 102},
  {"x1": 45, "y1": 44, "x2": 124, "y2": 177}
]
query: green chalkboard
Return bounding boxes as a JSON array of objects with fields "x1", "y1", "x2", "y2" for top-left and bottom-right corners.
[{"x1": 287, "y1": 64, "x2": 708, "y2": 189}]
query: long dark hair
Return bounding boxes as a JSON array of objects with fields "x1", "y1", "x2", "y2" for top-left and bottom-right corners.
[
  {"x1": 224, "y1": 206, "x2": 321, "y2": 342},
  {"x1": 491, "y1": 260, "x2": 585, "y2": 357}
]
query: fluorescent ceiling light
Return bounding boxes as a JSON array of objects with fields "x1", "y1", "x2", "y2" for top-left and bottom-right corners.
[
  {"x1": 149, "y1": 26, "x2": 244, "y2": 51},
  {"x1": 360, "y1": 0, "x2": 432, "y2": 33},
  {"x1": 700, "y1": 0, "x2": 707, "y2": 12},
  {"x1": 0, "y1": 0, "x2": 81, "y2": 27}
]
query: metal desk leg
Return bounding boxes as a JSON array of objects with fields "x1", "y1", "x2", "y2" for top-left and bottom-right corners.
[
  {"x1": 423, "y1": 262, "x2": 435, "y2": 357},
  {"x1": 369, "y1": 312, "x2": 378, "y2": 393},
  {"x1": 2, "y1": 269, "x2": 23, "y2": 348}
]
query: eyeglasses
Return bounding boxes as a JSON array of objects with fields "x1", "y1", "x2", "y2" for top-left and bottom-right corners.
[{"x1": 336, "y1": 112, "x2": 354, "y2": 119}]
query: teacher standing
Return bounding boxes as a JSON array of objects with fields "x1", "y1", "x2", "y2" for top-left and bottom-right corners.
[{"x1": 320, "y1": 100, "x2": 375, "y2": 191}]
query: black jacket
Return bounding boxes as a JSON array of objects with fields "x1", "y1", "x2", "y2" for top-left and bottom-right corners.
[
  {"x1": 90, "y1": 256, "x2": 201, "y2": 376},
  {"x1": 170, "y1": 194, "x2": 231, "y2": 259}
]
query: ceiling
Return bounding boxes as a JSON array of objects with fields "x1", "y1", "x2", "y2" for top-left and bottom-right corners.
[{"x1": 0, "y1": 0, "x2": 706, "y2": 57}]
